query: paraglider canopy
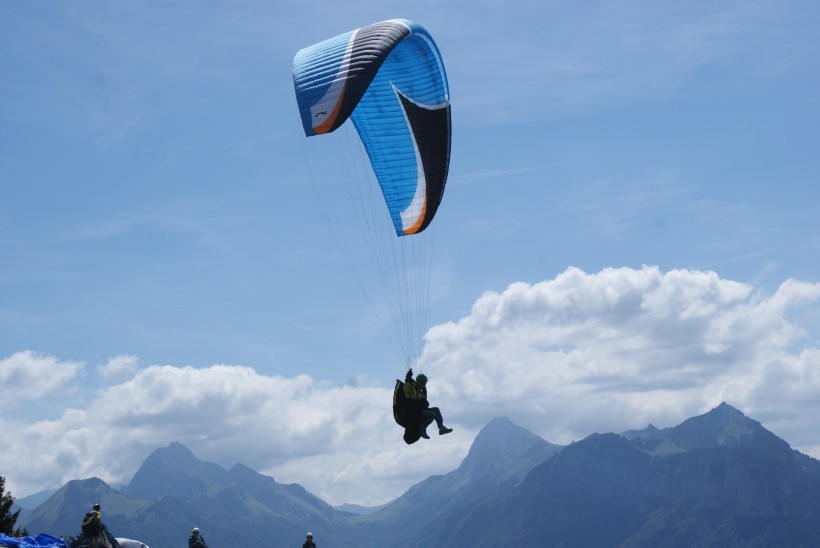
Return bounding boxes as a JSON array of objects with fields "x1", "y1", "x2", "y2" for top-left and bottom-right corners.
[{"x1": 293, "y1": 19, "x2": 451, "y2": 237}]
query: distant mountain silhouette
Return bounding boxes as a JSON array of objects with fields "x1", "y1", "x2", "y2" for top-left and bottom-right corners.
[
  {"x1": 439, "y1": 403, "x2": 820, "y2": 547},
  {"x1": 623, "y1": 402, "x2": 792, "y2": 455},
  {"x1": 352, "y1": 416, "x2": 562, "y2": 544},
  {"x1": 22, "y1": 477, "x2": 147, "y2": 540},
  {"x1": 18, "y1": 403, "x2": 820, "y2": 547},
  {"x1": 14, "y1": 489, "x2": 57, "y2": 510},
  {"x1": 333, "y1": 502, "x2": 388, "y2": 516},
  {"x1": 23, "y1": 445, "x2": 361, "y2": 547},
  {"x1": 120, "y1": 441, "x2": 231, "y2": 501}
]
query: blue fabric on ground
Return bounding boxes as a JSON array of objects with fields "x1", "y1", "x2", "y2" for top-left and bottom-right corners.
[{"x1": 0, "y1": 533, "x2": 68, "y2": 548}]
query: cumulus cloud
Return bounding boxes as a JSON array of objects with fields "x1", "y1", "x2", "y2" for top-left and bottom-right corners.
[
  {"x1": 0, "y1": 351, "x2": 83, "y2": 403},
  {"x1": 0, "y1": 361, "x2": 471, "y2": 506},
  {"x1": 1, "y1": 266, "x2": 819, "y2": 506},
  {"x1": 422, "y1": 266, "x2": 820, "y2": 448},
  {"x1": 98, "y1": 354, "x2": 139, "y2": 378}
]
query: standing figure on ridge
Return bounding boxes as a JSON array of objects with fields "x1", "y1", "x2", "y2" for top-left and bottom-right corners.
[
  {"x1": 79, "y1": 503, "x2": 120, "y2": 548},
  {"x1": 188, "y1": 527, "x2": 207, "y2": 548}
]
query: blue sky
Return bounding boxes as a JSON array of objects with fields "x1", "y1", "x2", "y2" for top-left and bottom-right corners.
[{"x1": 2, "y1": 1, "x2": 819, "y2": 507}]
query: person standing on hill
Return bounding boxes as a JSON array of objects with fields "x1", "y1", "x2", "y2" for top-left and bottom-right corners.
[
  {"x1": 188, "y1": 527, "x2": 207, "y2": 548},
  {"x1": 302, "y1": 532, "x2": 316, "y2": 548},
  {"x1": 80, "y1": 503, "x2": 120, "y2": 548},
  {"x1": 81, "y1": 504, "x2": 102, "y2": 547}
]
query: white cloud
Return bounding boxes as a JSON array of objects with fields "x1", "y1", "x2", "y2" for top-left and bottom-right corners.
[
  {"x1": 0, "y1": 362, "x2": 470, "y2": 506},
  {"x1": 421, "y1": 266, "x2": 820, "y2": 448},
  {"x1": 98, "y1": 354, "x2": 139, "y2": 378},
  {"x1": 0, "y1": 351, "x2": 83, "y2": 402},
  {"x1": 2, "y1": 266, "x2": 819, "y2": 505}
]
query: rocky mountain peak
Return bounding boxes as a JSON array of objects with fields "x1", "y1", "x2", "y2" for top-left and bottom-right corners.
[
  {"x1": 465, "y1": 417, "x2": 545, "y2": 461},
  {"x1": 122, "y1": 442, "x2": 231, "y2": 500},
  {"x1": 622, "y1": 402, "x2": 792, "y2": 456},
  {"x1": 672, "y1": 402, "x2": 790, "y2": 452}
]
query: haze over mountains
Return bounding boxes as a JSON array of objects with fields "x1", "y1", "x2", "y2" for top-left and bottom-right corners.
[{"x1": 17, "y1": 403, "x2": 820, "y2": 547}]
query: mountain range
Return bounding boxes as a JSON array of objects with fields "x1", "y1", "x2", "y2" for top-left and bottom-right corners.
[{"x1": 17, "y1": 403, "x2": 820, "y2": 547}]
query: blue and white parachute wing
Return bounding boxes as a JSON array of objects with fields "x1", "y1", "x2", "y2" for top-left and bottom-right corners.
[{"x1": 292, "y1": 19, "x2": 451, "y2": 236}]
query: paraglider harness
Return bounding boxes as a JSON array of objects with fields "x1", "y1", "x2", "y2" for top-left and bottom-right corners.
[
  {"x1": 393, "y1": 379, "x2": 425, "y2": 428},
  {"x1": 393, "y1": 379, "x2": 410, "y2": 428}
]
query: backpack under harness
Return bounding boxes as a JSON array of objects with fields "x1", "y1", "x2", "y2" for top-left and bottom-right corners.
[{"x1": 81, "y1": 511, "x2": 102, "y2": 538}]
